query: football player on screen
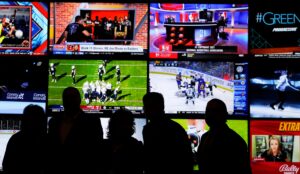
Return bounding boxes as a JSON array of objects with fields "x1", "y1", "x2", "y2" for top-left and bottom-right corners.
[
  {"x1": 71, "y1": 65, "x2": 76, "y2": 85},
  {"x1": 49, "y1": 63, "x2": 57, "y2": 83},
  {"x1": 98, "y1": 64, "x2": 104, "y2": 81},
  {"x1": 116, "y1": 65, "x2": 121, "y2": 84}
]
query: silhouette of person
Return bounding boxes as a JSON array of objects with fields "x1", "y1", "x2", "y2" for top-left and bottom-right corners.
[
  {"x1": 196, "y1": 99, "x2": 251, "y2": 174},
  {"x1": 105, "y1": 109, "x2": 144, "y2": 174},
  {"x1": 260, "y1": 136, "x2": 289, "y2": 162},
  {"x1": 142, "y1": 92, "x2": 194, "y2": 174},
  {"x1": 46, "y1": 87, "x2": 103, "y2": 174},
  {"x1": 2, "y1": 104, "x2": 47, "y2": 174}
]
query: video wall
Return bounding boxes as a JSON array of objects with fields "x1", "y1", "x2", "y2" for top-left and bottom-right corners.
[{"x1": 1, "y1": 0, "x2": 300, "y2": 173}]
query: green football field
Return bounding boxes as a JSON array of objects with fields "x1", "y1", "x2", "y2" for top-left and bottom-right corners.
[
  {"x1": 173, "y1": 119, "x2": 248, "y2": 144},
  {"x1": 48, "y1": 59, "x2": 147, "y2": 108}
]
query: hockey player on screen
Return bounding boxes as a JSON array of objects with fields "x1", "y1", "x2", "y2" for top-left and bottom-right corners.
[
  {"x1": 190, "y1": 75, "x2": 196, "y2": 88},
  {"x1": 49, "y1": 63, "x2": 57, "y2": 83},
  {"x1": 176, "y1": 72, "x2": 182, "y2": 89},
  {"x1": 71, "y1": 65, "x2": 76, "y2": 85},
  {"x1": 116, "y1": 65, "x2": 121, "y2": 84},
  {"x1": 186, "y1": 84, "x2": 195, "y2": 104},
  {"x1": 207, "y1": 79, "x2": 217, "y2": 96},
  {"x1": 197, "y1": 75, "x2": 206, "y2": 98},
  {"x1": 98, "y1": 64, "x2": 104, "y2": 81},
  {"x1": 270, "y1": 71, "x2": 300, "y2": 110}
]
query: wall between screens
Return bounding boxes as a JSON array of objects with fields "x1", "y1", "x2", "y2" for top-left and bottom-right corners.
[{"x1": 1, "y1": 0, "x2": 300, "y2": 173}]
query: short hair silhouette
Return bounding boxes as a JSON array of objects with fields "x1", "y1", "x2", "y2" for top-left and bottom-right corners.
[
  {"x1": 143, "y1": 92, "x2": 164, "y2": 121},
  {"x1": 75, "y1": 15, "x2": 82, "y2": 22},
  {"x1": 107, "y1": 109, "x2": 135, "y2": 139},
  {"x1": 21, "y1": 104, "x2": 46, "y2": 134},
  {"x1": 205, "y1": 98, "x2": 227, "y2": 127},
  {"x1": 62, "y1": 87, "x2": 81, "y2": 111}
]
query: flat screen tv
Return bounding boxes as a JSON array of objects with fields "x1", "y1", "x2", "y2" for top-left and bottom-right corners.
[{"x1": 0, "y1": 1, "x2": 48, "y2": 55}]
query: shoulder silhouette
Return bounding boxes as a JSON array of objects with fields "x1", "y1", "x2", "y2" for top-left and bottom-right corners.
[
  {"x1": 105, "y1": 109, "x2": 144, "y2": 174},
  {"x1": 46, "y1": 87, "x2": 103, "y2": 174},
  {"x1": 2, "y1": 104, "x2": 47, "y2": 174},
  {"x1": 196, "y1": 99, "x2": 251, "y2": 174},
  {"x1": 142, "y1": 92, "x2": 194, "y2": 174}
]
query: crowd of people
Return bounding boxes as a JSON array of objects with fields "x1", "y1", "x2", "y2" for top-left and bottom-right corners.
[{"x1": 2, "y1": 87, "x2": 253, "y2": 174}]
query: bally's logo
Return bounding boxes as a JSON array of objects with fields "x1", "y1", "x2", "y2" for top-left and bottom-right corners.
[
  {"x1": 256, "y1": 12, "x2": 300, "y2": 25},
  {"x1": 279, "y1": 164, "x2": 299, "y2": 174}
]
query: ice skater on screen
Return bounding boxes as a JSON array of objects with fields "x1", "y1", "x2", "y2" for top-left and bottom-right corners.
[{"x1": 270, "y1": 71, "x2": 300, "y2": 110}]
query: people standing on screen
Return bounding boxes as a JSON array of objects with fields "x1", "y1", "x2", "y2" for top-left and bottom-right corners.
[
  {"x1": 114, "y1": 17, "x2": 127, "y2": 39},
  {"x1": 123, "y1": 15, "x2": 132, "y2": 42},
  {"x1": 71, "y1": 65, "x2": 76, "y2": 85},
  {"x1": 270, "y1": 71, "x2": 299, "y2": 110},
  {"x1": 46, "y1": 87, "x2": 104, "y2": 174},
  {"x1": 104, "y1": 17, "x2": 114, "y2": 39},
  {"x1": 142, "y1": 92, "x2": 194, "y2": 174},
  {"x1": 98, "y1": 64, "x2": 104, "y2": 81},
  {"x1": 63, "y1": 15, "x2": 92, "y2": 43},
  {"x1": 93, "y1": 16, "x2": 101, "y2": 39},
  {"x1": 2, "y1": 104, "x2": 47, "y2": 174},
  {"x1": 196, "y1": 99, "x2": 251, "y2": 174},
  {"x1": 83, "y1": 13, "x2": 93, "y2": 34},
  {"x1": 116, "y1": 65, "x2": 121, "y2": 84},
  {"x1": 260, "y1": 136, "x2": 289, "y2": 162},
  {"x1": 50, "y1": 63, "x2": 57, "y2": 83},
  {"x1": 105, "y1": 109, "x2": 144, "y2": 174}
]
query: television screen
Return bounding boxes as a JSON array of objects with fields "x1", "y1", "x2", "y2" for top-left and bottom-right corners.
[
  {"x1": 149, "y1": 61, "x2": 248, "y2": 115},
  {"x1": 48, "y1": 59, "x2": 147, "y2": 114},
  {"x1": 0, "y1": 2, "x2": 48, "y2": 55},
  {"x1": 173, "y1": 118, "x2": 248, "y2": 170},
  {"x1": 101, "y1": 117, "x2": 146, "y2": 142},
  {"x1": 250, "y1": 60, "x2": 300, "y2": 118},
  {"x1": 149, "y1": 3, "x2": 248, "y2": 59},
  {"x1": 250, "y1": 120, "x2": 300, "y2": 174},
  {"x1": 250, "y1": 0, "x2": 300, "y2": 58},
  {"x1": 0, "y1": 58, "x2": 47, "y2": 114},
  {"x1": 50, "y1": 2, "x2": 148, "y2": 58},
  {"x1": 0, "y1": 119, "x2": 20, "y2": 170}
]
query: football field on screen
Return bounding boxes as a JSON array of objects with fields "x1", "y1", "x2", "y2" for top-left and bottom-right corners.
[{"x1": 48, "y1": 59, "x2": 147, "y2": 107}]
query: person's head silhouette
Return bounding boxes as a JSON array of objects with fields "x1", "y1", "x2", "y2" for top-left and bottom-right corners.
[
  {"x1": 107, "y1": 109, "x2": 135, "y2": 141},
  {"x1": 143, "y1": 92, "x2": 165, "y2": 122},
  {"x1": 21, "y1": 104, "x2": 47, "y2": 135},
  {"x1": 62, "y1": 87, "x2": 81, "y2": 115},
  {"x1": 205, "y1": 99, "x2": 228, "y2": 128}
]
